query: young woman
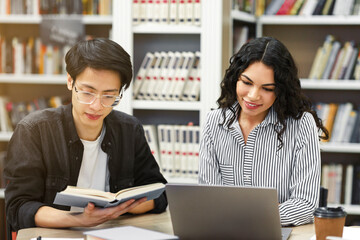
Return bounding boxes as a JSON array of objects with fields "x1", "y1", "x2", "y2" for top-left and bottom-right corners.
[{"x1": 199, "y1": 36, "x2": 328, "y2": 226}]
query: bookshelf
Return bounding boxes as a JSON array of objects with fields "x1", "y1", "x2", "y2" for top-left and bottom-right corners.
[
  {"x1": 112, "y1": 0, "x2": 231, "y2": 182},
  {"x1": 248, "y1": 12, "x2": 360, "y2": 218}
]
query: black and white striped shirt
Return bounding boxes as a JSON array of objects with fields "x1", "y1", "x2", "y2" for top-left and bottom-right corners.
[{"x1": 199, "y1": 102, "x2": 321, "y2": 226}]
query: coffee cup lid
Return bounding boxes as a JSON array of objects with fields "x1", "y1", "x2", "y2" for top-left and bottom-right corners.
[{"x1": 314, "y1": 207, "x2": 347, "y2": 218}]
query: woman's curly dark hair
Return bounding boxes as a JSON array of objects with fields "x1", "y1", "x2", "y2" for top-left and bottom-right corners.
[{"x1": 217, "y1": 36, "x2": 328, "y2": 149}]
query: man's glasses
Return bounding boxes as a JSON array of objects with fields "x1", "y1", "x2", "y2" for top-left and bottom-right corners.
[{"x1": 74, "y1": 85, "x2": 123, "y2": 108}]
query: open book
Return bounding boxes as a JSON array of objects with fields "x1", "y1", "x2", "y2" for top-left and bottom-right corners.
[{"x1": 53, "y1": 182, "x2": 165, "y2": 208}]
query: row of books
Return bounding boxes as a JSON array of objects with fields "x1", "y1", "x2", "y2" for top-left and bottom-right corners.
[
  {"x1": 263, "y1": 0, "x2": 360, "y2": 16},
  {"x1": 0, "y1": 0, "x2": 111, "y2": 15},
  {"x1": 0, "y1": 36, "x2": 71, "y2": 75},
  {"x1": 322, "y1": 164, "x2": 360, "y2": 205},
  {"x1": 308, "y1": 35, "x2": 360, "y2": 80},
  {"x1": 132, "y1": 0, "x2": 201, "y2": 26},
  {"x1": 315, "y1": 102, "x2": 360, "y2": 143},
  {"x1": 232, "y1": 0, "x2": 254, "y2": 14},
  {"x1": 0, "y1": 96, "x2": 68, "y2": 132},
  {"x1": 133, "y1": 51, "x2": 201, "y2": 102},
  {"x1": 143, "y1": 124, "x2": 200, "y2": 179}
]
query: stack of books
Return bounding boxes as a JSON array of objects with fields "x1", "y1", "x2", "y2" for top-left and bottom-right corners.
[
  {"x1": 308, "y1": 35, "x2": 360, "y2": 80},
  {"x1": 315, "y1": 102, "x2": 360, "y2": 143},
  {"x1": 143, "y1": 124, "x2": 200, "y2": 179},
  {"x1": 263, "y1": 0, "x2": 360, "y2": 16},
  {"x1": 133, "y1": 51, "x2": 201, "y2": 102},
  {"x1": 132, "y1": 0, "x2": 201, "y2": 26}
]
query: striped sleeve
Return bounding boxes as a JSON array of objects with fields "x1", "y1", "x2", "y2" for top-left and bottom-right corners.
[
  {"x1": 279, "y1": 112, "x2": 321, "y2": 226},
  {"x1": 198, "y1": 112, "x2": 222, "y2": 185}
]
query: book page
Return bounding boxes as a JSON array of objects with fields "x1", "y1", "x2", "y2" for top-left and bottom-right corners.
[
  {"x1": 63, "y1": 186, "x2": 115, "y2": 200},
  {"x1": 115, "y1": 183, "x2": 165, "y2": 199}
]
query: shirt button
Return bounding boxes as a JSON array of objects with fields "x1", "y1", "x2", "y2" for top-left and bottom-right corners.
[{"x1": 244, "y1": 175, "x2": 250, "y2": 180}]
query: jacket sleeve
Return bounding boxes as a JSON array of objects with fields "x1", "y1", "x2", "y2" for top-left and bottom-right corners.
[
  {"x1": 133, "y1": 123, "x2": 168, "y2": 213},
  {"x1": 279, "y1": 113, "x2": 321, "y2": 226},
  {"x1": 4, "y1": 122, "x2": 48, "y2": 231}
]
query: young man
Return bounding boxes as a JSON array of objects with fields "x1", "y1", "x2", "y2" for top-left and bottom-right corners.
[{"x1": 4, "y1": 38, "x2": 167, "y2": 231}]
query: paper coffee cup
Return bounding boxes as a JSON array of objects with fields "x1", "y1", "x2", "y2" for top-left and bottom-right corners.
[{"x1": 314, "y1": 207, "x2": 346, "y2": 240}]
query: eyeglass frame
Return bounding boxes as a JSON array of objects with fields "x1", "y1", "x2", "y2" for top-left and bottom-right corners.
[{"x1": 73, "y1": 83, "x2": 124, "y2": 108}]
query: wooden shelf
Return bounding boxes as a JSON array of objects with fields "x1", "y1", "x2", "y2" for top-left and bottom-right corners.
[
  {"x1": 301, "y1": 79, "x2": 360, "y2": 90},
  {"x1": 132, "y1": 100, "x2": 201, "y2": 111},
  {"x1": 259, "y1": 15, "x2": 360, "y2": 25},
  {"x1": 0, "y1": 74, "x2": 66, "y2": 84},
  {"x1": 328, "y1": 204, "x2": 360, "y2": 215},
  {"x1": 231, "y1": 10, "x2": 256, "y2": 23},
  {"x1": 0, "y1": 14, "x2": 112, "y2": 25},
  {"x1": 133, "y1": 24, "x2": 201, "y2": 34},
  {"x1": 0, "y1": 132, "x2": 12, "y2": 142},
  {"x1": 320, "y1": 143, "x2": 360, "y2": 153}
]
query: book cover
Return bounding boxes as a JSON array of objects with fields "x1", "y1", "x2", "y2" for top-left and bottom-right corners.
[
  {"x1": 133, "y1": 52, "x2": 154, "y2": 99},
  {"x1": 53, "y1": 182, "x2": 165, "y2": 208},
  {"x1": 153, "y1": 52, "x2": 173, "y2": 100},
  {"x1": 322, "y1": 41, "x2": 341, "y2": 79},
  {"x1": 344, "y1": 164, "x2": 354, "y2": 205},
  {"x1": 323, "y1": 103, "x2": 338, "y2": 142},
  {"x1": 312, "y1": 0, "x2": 327, "y2": 15},
  {"x1": 157, "y1": 124, "x2": 169, "y2": 174},
  {"x1": 172, "y1": 51, "x2": 195, "y2": 101},
  {"x1": 193, "y1": 0, "x2": 201, "y2": 26},
  {"x1": 182, "y1": 51, "x2": 200, "y2": 101},
  {"x1": 137, "y1": 52, "x2": 160, "y2": 100}
]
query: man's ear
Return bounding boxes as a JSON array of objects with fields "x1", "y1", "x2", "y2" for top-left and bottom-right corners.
[{"x1": 67, "y1": 74, "x2": 73, "y2": 90}]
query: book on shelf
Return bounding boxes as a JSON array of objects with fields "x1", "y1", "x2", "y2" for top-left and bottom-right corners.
[
  {"x1": 133, "y1": 52, "x2": 154, "y2": 99},
  {"x1": 155, "y1": 124, "x2": 199, "y2": 179},
  {"x1": 145, "y1": 51, "x2": 167, "y2": 100},
  {"x1": 321, "y1": 41, "x2": 341, "y2": 80},
  {"x1": 321, "y1": 164, "x2": 343, "y2": 204},
  {"x1": 172, "y1": 51, "x2": 195, "y2": 101},
  {"x1": 137, "y1": 52, "x2": 160, "y2": 100},
  {"x1": 53, "y1": 182, "x2": 165, "y2": 208},
  {"x1": 264, "y1": 0, "x2": 284, "y2": 15},
  {"x1": 160, "y1": 51, "x2": 181, "y2": 100},
  {"x1": 143, "y1": 124, "x2": 161, "y2": 167},
  {"x1": 0, "y1": 96, "x2": 13, "y2": 132},
  {"x1": 84, "y1": 226, "x2": 178, "y2": 240},
  {"x1": 182, "y1": 51, "x2": 201, "y2": 101},
  {"x1": 308, "y1": 35, "x2": 335, "y2": 80},
  {"x1": 289, "y1": 0, "x2": 305, "y2": 15},
  {"x1": 345, "y1": 164, "x2": 354, "y2": 205},
  {"x1": 133, "y1": 51, "x2": 201, "y2": 102},
  {"x1": 276, "y1": 0, "x2": 297, "y2": 15},
  {"x1": 312, "y1": 0, "x2": 327, "y2": 15},
  {"x1": 153, "y1": 52, "x2": 173, "y2": 100},
  {"x1": 322, "y1": 0, "x2": 336, "y2": 15},
  {"x1": 263, "y1": 0, "x2": 359, "y2": 16},
  {"x1": 133, "y1": 0, "x2": 200, "y2": 26}
]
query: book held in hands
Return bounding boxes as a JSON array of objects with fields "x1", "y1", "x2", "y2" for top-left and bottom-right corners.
[{"x1": 53, "y1": 182, "x2": 165, "y2": 208}]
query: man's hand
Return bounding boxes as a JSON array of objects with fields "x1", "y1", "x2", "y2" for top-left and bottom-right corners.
[{"x1": 35, "y1": 197, "x2": 147, "y2": 228}]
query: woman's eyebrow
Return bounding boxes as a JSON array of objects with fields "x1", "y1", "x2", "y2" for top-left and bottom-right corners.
[{"x1": 241, "y1": 74, "x2": 275, "y2": 87}]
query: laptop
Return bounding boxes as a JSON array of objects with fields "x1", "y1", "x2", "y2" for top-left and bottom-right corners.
[{"x1": 166, "y1": 183, "x2": 292, "y2": 240}]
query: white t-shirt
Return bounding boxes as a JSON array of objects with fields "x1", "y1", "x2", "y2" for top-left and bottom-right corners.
[{"x1": 77, "y1": 126, "x2": 109, "y2": 192}]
